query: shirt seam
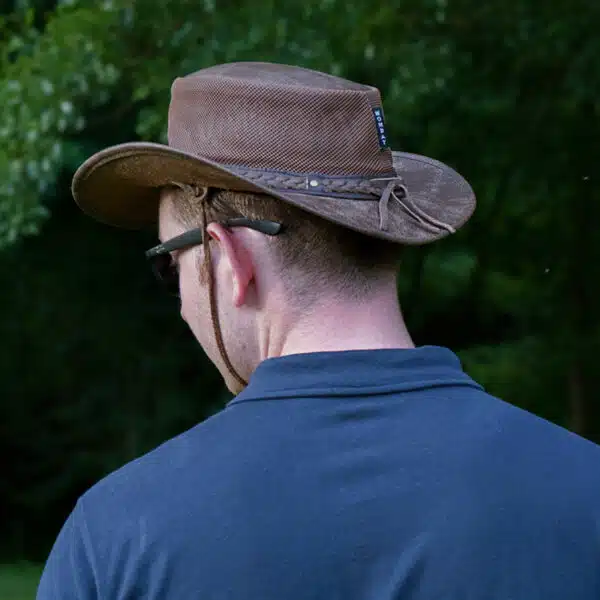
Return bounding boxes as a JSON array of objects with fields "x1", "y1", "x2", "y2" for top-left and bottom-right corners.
[{"x1": 77, "y1": 497, "x2": 103, "y2": 600}]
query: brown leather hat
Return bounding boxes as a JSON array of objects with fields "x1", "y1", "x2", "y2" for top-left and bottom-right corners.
[{"x1": 72, "y1": 61, "x2": 475, "y2": 244}]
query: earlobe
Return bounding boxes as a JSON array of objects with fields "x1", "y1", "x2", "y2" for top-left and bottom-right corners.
[
  {"x1": 231, "y1": 246, "x2": 254, "y2": 308},
  {"x1": 232, "y1": 277, "x2": 246, "y2": 308}
]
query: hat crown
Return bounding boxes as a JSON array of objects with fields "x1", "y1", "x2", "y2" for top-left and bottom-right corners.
[{"x1": 167, "y1": 62, "x2": 395, "y2": 177}]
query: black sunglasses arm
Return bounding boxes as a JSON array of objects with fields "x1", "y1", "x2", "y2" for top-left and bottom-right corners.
[
  {"x1": 145, "y1": 219, "x2": 283, "y2": 259},
  {"x1": 145, "y1": 229, "x2": 205, "y2": 258},
  {"x1": 223, "y1": 218, "x2": 284, "y2": 236}
]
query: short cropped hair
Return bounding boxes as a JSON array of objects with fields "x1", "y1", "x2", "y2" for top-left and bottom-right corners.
[{"x1": 168, "y1": 186, "x2": 402, "y2": 302}]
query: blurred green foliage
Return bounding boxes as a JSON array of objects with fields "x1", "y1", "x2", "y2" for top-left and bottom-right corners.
[
  {"x1": 0, "y1": 0, "x2": 598, "y2": 561},
  {"x1": 0, "y1": 563, "x2": 42, "y2": 600}
]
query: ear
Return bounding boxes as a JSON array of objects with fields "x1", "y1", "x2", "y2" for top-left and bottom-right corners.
[{"x1": 206, "y1": 223, "x2": 254, "y2": 307}]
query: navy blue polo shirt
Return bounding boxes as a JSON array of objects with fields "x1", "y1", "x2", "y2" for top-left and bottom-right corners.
[{"x1": 37, "y1": 346, "x2": 600, "y2": 599}]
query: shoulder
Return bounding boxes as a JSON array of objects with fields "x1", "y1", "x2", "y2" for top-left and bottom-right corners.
[
  {"x1": 79, "y1": 407, "x2": 238, "y2": 523},
  {"x1": 455, "y1": 394, "x2": 600, "y2": 524}
]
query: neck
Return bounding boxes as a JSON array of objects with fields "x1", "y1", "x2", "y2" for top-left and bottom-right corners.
[{"x1": 267, "y1": 288, "x2": 414, "y2": 359}]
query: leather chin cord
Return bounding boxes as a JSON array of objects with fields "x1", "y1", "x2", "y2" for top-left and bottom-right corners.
[{"x1": 201, "y1": 200, "x2": 248, "y2": 390}]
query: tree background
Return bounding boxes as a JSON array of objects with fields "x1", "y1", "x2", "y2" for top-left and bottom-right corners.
[{"x1": 1, "y1": 0, "x2": 598, "y2": 562}]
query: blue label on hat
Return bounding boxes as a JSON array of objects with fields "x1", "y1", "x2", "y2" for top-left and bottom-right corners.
[{"x1": 372, "y1": 107, "x2": 388, "y2": 149}]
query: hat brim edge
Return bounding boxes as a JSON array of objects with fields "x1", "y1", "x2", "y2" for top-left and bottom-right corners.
[{"x1": 71, "y1": 141, "x2": 476, "y2": 245}]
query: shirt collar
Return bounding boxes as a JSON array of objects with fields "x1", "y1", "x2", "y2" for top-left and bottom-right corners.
[{"x1": 229, "y1": 345, "x2": 482, "y2": 405}]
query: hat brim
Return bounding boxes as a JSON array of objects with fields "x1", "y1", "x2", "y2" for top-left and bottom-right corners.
[{"x1": 71, "y1": 142, "x2": 475, "y2": 244}]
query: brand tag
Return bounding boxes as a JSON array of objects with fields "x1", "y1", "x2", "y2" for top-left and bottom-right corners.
[{"x1": 372, "y1": 107, "x2": 388, "y2": 149}]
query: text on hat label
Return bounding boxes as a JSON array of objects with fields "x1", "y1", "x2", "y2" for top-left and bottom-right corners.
[{"x1": 372, "y1": 107, "x2": 388, "y2": 149}]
